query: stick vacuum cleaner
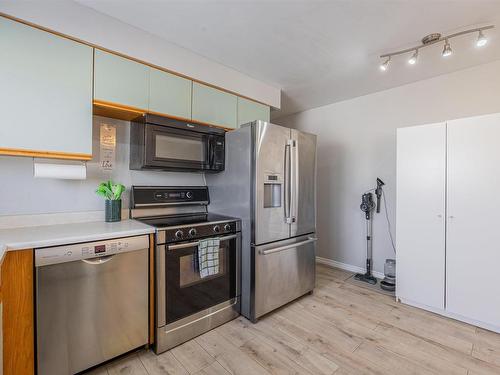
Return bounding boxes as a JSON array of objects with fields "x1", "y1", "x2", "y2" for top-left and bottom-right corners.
[{"x1": 354, "y1": 178, "x2": 385, "y2": 285}]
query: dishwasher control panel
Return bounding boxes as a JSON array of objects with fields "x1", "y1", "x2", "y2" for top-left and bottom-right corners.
[{"x1": 35, "y1": 235, "x2": 149, "y2": 267}]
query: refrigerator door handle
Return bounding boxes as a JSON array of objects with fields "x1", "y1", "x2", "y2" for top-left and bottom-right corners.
[
  {"x1": 259, "y1": 237, "x2": 317, "y2": 255},
  {"x1": 290, "y1": 139, "x2": 298, "y2": 223},
  {"x1": 284, "y1": 141, "x2": 292, "y2": 223}
]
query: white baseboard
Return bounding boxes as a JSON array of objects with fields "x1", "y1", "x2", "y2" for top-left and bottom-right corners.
[
  {"x1": 316, "y1": 256, "x2": 385, "y2": 279},
  {"x1": 398, "y1": 297, "x2": 500, "y2": 334}
]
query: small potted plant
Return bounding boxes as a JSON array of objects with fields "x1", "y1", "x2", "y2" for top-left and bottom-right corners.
[{"x1": 96, "y1": 180, "x2": 125, "y2": 222}]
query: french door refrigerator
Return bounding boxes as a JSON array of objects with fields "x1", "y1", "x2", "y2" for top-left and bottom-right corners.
[{"x1": 207, "y1": 120, "x2": 317, "y2": 322}]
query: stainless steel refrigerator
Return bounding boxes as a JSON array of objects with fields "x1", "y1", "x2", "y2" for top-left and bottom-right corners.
[{"x1": 207, "y1": 121, "x2": 317, "y2": 322}]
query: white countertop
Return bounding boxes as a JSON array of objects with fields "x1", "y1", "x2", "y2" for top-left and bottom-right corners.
[{"x1": 0, "y1": 220, "x2": 155, "y2": 262}]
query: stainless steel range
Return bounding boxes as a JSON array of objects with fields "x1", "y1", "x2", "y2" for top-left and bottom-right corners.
[{"x1": 130, "y1": 186, "x2": 241, "y2": 353}]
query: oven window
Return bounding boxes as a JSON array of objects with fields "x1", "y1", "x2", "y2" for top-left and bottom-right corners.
[
  {"x1": 166, "y1": 237, "x2": 237, "y2": 324},
  {"x1": 155, "y1": 134, "x2": 205, "y2": 162},
  {"x1": 178, "y1": 249, "x2": 226, "y2": 287}
]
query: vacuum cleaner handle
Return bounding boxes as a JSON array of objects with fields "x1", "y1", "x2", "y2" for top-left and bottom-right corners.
[{"x1": 375, "y1": 178, "x2": 385, "y2": 213}]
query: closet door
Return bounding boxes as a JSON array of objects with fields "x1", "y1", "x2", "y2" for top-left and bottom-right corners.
[
  {"x1": 446, "y1": 113, "x2": 500, "y2": 328},
  {"x1": 396, "y1": 123, "x2": 446, "y2": 309}
]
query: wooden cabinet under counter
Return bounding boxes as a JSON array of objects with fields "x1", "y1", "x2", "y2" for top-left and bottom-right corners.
[{"x1": 1, "y1": 250, "x2": 34, "y2": 375}]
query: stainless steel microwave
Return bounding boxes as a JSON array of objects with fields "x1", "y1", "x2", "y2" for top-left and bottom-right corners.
[{"x1": 130, "y1": 114, "x2": 225, "y2": 173}]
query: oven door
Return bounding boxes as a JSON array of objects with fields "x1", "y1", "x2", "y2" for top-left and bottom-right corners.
[
  {"x1": 145, "y1": 124, "x2": 211, "y2": 171},
  {"x1": 161, "y1": 233, "x2": 240, "y2": 325}
]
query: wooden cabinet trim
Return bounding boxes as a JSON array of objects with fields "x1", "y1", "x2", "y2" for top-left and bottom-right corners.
[
  {"x1": 149, "y1": 234, "x2": 155, "y2": 345},
  {"x1": 93, "y1": 100, "x2": 234, "y2": 131},
  {"x1": 0, "y1": 147, "x2": 92, "y2": 161}
]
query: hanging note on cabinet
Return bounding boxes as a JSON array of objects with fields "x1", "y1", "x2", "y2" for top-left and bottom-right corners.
[{"x1": 100, "y1": 123, "x2": 116, "y2": 171}]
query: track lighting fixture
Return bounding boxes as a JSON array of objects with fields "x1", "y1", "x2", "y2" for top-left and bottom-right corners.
[
  {"x1": 379, "y1": 56, "x2": 390, "y2": 71},
  {"x1": 408, "y1": 50, "x2": 418, "y2": 65},
  {"x1": 379, "y1": 25, "x2": 493, "y2": 71},
  {"x1": 477, "y1": 30, "x2": 488, "y2": 47},
  {"x1": 442, "y1": 39, "x2": 452, "y2": 57}
]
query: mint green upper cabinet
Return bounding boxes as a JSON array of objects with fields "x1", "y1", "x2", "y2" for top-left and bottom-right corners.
[
  {"x1": 149, "y1": 68, "x2": 192, "y2": 119},
  {"x1": 192, "y1": 82, "x2": 237, "y2": 128},
  {"x1": 0, "y1": 17, "x2": 93, "y2": 157},
  {"x1": 237, "y1": 97, "x2": 271, "y2": 127},
  {"x1": 94, "y1": 50, "x2": 149, "y2": 110}
]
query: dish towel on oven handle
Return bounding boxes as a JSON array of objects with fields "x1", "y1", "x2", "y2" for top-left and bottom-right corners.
[{"x1": 197, "y1": 238, "x2": 220, "y2": 278}]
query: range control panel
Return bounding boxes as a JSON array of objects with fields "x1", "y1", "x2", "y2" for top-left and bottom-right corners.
[
  {"x1": 163, "y1": 220, "x2": 238, "y2": 244},
  {"x1": 35, "y1": 235, "x2": 149, "y2": 267},
  {"x1": 132, "y1": 186, "x2": 209, "y2": 207}
]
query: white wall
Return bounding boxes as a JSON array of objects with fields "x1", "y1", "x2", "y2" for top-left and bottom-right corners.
[
  {"x1": 0, "y1": 116, "x2": 203, "y2": 217},
  {"x1": 275, "y1": 59, "x2": 500, "y2": 274},
  {"x1": 0, "y1": 0, "x2": 280, "y2": 108}
]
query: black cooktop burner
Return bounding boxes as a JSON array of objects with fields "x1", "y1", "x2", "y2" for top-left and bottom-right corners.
[{"x1": 138, "y1": 213, "x2": 237, "y2": 228}]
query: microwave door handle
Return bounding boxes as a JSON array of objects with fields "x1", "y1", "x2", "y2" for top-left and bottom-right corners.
[{"x1": 209, "y1": 137, "x2": 217, "y2": 167}]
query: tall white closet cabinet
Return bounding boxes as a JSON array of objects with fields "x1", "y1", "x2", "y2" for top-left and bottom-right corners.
[{"x1": 396, "y1": 113, "x2": 500, "y2": 333}]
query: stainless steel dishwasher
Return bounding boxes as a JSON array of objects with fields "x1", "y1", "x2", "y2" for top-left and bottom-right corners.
[{"x1": 36, "y1": 235, "x2": 149, "y2": 375}]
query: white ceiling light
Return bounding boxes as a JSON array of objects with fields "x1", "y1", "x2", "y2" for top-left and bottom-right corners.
[
  {"x1": 408, "y1": 49, "x2": 418, "y2": 65},
  {"x1": 379, "y1": 56, "x2": 391, "y2": 71},
  {"x1": 442, "y1": 39, "x2": 452, "y2": 57},
  {"x1": 477, "y1": 30, "x2": 488, "y2": 47},
  {"x1": 379, "y1": 25, "x2": 494, "y2": 71}
]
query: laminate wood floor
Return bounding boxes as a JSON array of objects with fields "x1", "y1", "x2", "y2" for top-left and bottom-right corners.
[{"x1": 87, "y1": 265, "x2": 500, "y2": 374}]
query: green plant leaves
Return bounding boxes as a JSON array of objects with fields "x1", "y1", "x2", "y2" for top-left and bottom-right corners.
[{"x1": 96, "y1": 180, "x2": 125, "y2": 200}]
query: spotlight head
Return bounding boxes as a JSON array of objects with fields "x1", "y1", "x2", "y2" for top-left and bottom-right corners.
[
  {"x1": 379, "y1": 56, "x2": 391, "y2": 71},
  {"x1": 477, "y1": 30, "x2": 488, "y2": 47},
  {"x1": 408, "y1": 49, "x2": 418, "y2": 65},
  {"x1": 442, "y1": 39, "x2": 452, "y2": 57}
]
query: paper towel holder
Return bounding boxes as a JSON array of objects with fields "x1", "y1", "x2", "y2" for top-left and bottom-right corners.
[{"x1": 33, "y1": 158, "x2": 87, "y2": 180}]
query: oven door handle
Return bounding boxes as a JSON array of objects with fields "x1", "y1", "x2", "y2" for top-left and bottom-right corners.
[{"x1": 167, "y1": 234, "x2": 238, "y2": 250}]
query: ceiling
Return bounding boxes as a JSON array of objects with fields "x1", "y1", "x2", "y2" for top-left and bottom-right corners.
[{"x1": 76, "y1": 0, "x2": 500, "y2": 118}]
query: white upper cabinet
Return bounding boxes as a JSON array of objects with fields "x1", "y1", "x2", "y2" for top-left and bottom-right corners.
[
  {"x1": 0, "y1": 16, "x2": 93, "y2": 158},
  {"x1": 192, "y1": 82, "x2": 237, "y2": 129},
  {"x1": 446, "y1": 114, "x2": 500, "y2": 328},
  {"x1": 396, "y1": 123, "x2": 446, "y2": 310},
  {"x1": 149, "y1": 68, "x2": 192, "y2": 119},
  {"x1": 237, "y1": 97, "x2": 270, "y2": 127},
  {"x1": 94, "y1": 50, "x2": 149, "y2": 110}
]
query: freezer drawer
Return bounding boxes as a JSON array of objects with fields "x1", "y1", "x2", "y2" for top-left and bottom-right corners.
[{"x1": 253, "y1": 234, "x2": 316, "y2": 320}]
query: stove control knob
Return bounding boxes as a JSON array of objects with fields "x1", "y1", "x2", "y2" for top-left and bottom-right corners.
[
  {"x1": 188, "y1": 228, "x2": 197, "y2": 237},
  {"x1": 213, "y1": 225, "x2": 221, "y2": 233},
  {"x1": 186, "y1": 191, "x2": 193, "y2": 199},
  {"x1": 224, "y1": 224, "x2": 231, "y2": 232},
  {"x1": 175, "y1": 230, "x2": 184, "y2": 239}
]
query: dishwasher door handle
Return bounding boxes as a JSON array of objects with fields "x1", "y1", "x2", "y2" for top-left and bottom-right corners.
[{"x1": 81, "y1": 255, "x2": 115, "y2": 265}]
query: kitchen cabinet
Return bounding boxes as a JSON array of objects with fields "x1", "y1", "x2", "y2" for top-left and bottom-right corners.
[
  {"x1": 396, "y1": 113, "x2": 500, "y2": 332},
  {"x1": 237, "y1": 97, "x2": 270, "y2": 127},
  {"x1": 396, "y1": 123, "x2": 446, "y2": 310},
  {"x1": 446, "y1": 114, "x2": 500, "y2": 328},
  {"x1": 149, "y1": 68, "x2": 192, "y2": 119},
  {"x1": 1, "y1": 250, "x2": 34, "y2": 375},
  {"x1": 0, "y1": 17, "x2": 93, "y2": 160},
  {"x1": 192, "y1": 82, "x2": 237, "y2": 129},
  {"x1": 94, "y1": 49, "x2": 149, "y2": 110}
]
